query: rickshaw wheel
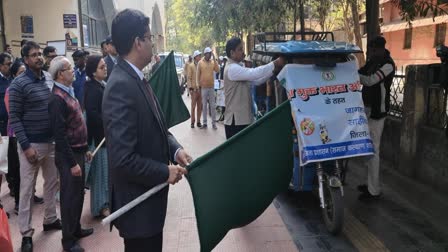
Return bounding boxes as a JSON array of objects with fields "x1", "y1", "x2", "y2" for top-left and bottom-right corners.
[{"x1": 322, "y1": 182, "x2": 344, "y2": 234}]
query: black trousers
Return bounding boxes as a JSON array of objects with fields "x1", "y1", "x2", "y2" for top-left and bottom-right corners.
[
  {"x1": 224, "y1": 116, "x2": 249, "y2": 139},
  {"x1": 124, "y1": 233, "x2": 163, "y2": 252},
  {"x1": 56, "y1": 151, "x2": 85, "y2": 250},
  {"x1": 6, "y1": 137, "x2": 20, "y2": 205}
]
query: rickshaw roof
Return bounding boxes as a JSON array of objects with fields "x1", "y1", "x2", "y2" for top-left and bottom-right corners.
[{"x1": 253, "y1": 40, "x2": 362, "y2": 56}]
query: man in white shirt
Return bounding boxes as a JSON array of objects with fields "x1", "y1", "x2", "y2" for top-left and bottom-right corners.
[{"x1": 223, "y1": 37, "x2": 285, "y2": 139}]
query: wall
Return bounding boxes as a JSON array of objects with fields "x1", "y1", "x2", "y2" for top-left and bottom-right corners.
[
  {"x1": 416, "y1": 126, "x2": 448, "y2": 194},
  {"x1": 380, "y1": 64, "x2": 448, "y2": 195},
  {"x1": 383, "y1": 25, "x2": 448, "y2": 71},
  {"x1": 381, "y1": 1, "x2": 448, "y2": 71},
  {"x1": 3, "y1": 0, "x2": 80, "y2": 57}
]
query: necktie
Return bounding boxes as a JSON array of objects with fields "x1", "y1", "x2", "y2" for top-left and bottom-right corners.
[{"x1": 142, "y1": 78, "x2": 164, "y2": 128}]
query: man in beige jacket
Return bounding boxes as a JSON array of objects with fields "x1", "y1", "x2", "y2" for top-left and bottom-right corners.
[
  {"x1": 197, "y1": 47, "x2": 220, "y2": 129},
  {"x1": 186, "y1": 50, "x2": 203, "y2": 128}
]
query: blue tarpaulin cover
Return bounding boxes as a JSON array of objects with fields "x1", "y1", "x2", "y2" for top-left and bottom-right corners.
[{"x1": 253, "y1": 40, "x2": 362, "y2": 55}]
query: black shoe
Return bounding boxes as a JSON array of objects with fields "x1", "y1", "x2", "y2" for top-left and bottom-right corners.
[
  {"x1": 357, "y1": 184, "x2": 368, "y2": 194},
  {"x1": 197, "y1": 122, "x2": 202, "y2": 128},
  {"x1": 74, "y1": 228, "x2": 94, "y2": 239},
  {"x1": 33, "y1": 195, "x2": 44, "y2": 204},
  {"x1": 201, "y1": 124, "x2": 207, "y2": 129},
  {"x1": 21, "y1": 237, "x2": 33, "y2": 252},
  {"x1": 191, "y1": 123, "x2": 195, "y2": 128},
  {"x1": 43, "y1": 219, "x2": 62, "y2": 231},
  {"x1": 358, "y1": 191, "x2": 382, "y2": 201},
  {"x1": 65, "y1": 243, "x2": 85, "y2": 252}
]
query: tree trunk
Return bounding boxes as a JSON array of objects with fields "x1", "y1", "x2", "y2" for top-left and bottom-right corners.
[
  {"x1": 366, "y1": 0, "x2": 380, "y2": 42},
  {"x1": 351, "y1": 0, "x2": 365, "y2": 66},
  {"x1": 299, "y1": 0, "x2": 306, "y2": 39}
]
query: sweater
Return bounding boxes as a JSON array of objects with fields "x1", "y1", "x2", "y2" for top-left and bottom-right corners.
[
  {"x1": 9, "y1": 68, "x2": 52, "y2": 150},
  {"x1": 197, "y1": 59, "x2": 219, "y2": 88},
  {"x1": 49, "y1": 84, "x2": 88, "y2": 170}
]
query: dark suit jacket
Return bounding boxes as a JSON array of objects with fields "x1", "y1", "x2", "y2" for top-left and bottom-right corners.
[
  {"x1": 102, "y1": 57, "x2": 181, "y2": 239},
  {"x1": 84, "y1": 79, "x2": 105, "y2": 147},
  {"x1": 104, "y1": 55, "x2": 116, "y2": 82}
]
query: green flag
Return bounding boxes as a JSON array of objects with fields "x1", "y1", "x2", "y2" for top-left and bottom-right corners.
[
  {"x1": 186, "y1": 101, "x2": 293, "y2": 251},
  {"x1": 149, "y1": 51, "x2": 190, "y2": 128}
]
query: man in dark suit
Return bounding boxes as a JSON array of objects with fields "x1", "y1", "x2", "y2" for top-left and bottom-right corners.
[
  {"x1": 102, "y1": 9, "x2": 191, "y2": 252},
  {"x1": 103, "y1": 36, "x2": 117, "y2": 82}
]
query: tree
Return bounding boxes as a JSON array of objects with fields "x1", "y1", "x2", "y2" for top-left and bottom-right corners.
[
  {"x1": 351, "y1": 0, "x2": 365, "y2": 66},
  {"x1": 165, "y1": 0, "x2": 215, "y2": 53}
]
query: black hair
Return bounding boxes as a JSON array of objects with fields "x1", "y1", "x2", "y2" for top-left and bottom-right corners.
[
  {"x1": 20, "y1": 39, "x2": 28, "y2": 47},
  {"x1": 10, "y1": 60, "x2": 25, "y2": 77},
  {"x1": 0, "y1": 53, "x2": 11, "y2": 65},
  {"x1": 111, "y1": 9, "x2": 150, "y2": 56},
  {"x1": 43, "y1": 46, "x2": 56, "y2": 57},
  {"x1": 368, "y1": 36, "x2": 386, "y2": 49},
  {"x1": 4, "y1": 44, "x2": 10, "y2": 50},
  {"x1": 85, "y1": 55, "x2": 103, "y2": 80},
  {"x1": 226, "y1": 37, "x2": 242, "y2": 58},
  {"x1": 101, "y1": 41, "x2": 107, "y2": 48},
  {"x1": 22, "y1": 41, "x2": 40, "y2": 58}
]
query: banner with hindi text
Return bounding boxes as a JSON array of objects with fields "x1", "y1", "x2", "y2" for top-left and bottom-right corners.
[{"x1": 278, "y1": 61, "x2": 374, "y2": 165}]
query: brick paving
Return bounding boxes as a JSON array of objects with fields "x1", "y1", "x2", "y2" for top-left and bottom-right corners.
[{"x1": 0, "y1": 95, "x2": 297, "y2": 252}]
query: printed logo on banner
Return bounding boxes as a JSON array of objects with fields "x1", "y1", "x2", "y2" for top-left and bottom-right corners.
[
  {"x1": 278, "y1": 61, "x2": 374, "y2": 166},
  {"x1": 300, "y1": 118, "x2": 315, "y2": 136},
  {"x1": 319, "y1": 123, "x2": 332, "y2": 144},
  {"x1": 322, "y1": 71, "x2": 335, "y2": 81}
]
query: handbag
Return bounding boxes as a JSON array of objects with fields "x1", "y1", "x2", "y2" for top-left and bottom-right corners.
[
  {"x1": 0, "y1": 207, "x2": 13, "y2": 252},
  {"x1": 0, "y1": 136, "x2": 9, "y2": 175}
]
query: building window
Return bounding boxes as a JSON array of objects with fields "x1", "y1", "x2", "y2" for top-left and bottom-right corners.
[
  {"x1": 80, "y1": 0, "x2": 108, "y2": 48},
  {"x1": 434, "y1": 23, "x2": 447, "y2": 47},
  {"x1": 404, "y1": 28, "x2": 412, "y2": 49}
]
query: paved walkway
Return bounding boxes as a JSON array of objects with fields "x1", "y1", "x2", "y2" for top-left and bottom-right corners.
[{"x1": 0, "y1": 94, "x2": 297, "y2": 251}]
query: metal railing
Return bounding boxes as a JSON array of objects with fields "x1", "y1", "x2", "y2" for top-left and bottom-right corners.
[{"x1": 388, "y1": 74, "x2": 406, "y2": 118}]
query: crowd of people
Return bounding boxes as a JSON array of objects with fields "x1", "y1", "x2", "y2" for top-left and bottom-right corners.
[
  {"x1": 0, "y1": 6, "x2": 394, "y2": 252},
  {"x1": 0, "y1": 33, "x2": 119, "y2": 251}
]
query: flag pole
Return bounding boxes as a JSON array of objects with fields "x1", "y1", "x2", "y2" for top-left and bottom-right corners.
[
  {"x1": 91, "y1": 138, "x2": 106, "y2": 158},
  {"x1": 102, "y1": 182, "x2": 169, "y2": 225}
]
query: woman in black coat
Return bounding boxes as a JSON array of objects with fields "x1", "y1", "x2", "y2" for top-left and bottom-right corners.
[{"x1": 84, "y1": 55, "x2": 110, "y2": 217}]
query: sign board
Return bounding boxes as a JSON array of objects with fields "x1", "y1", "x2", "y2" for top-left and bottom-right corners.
[
  {"x1": 47, "y1": 40, "x2": 66, "y2": 56},
  {"x1": 21, "y1": 16, "x2": 34, "y2": 38},
  {"x1": 278, "y1": 61, "x2": 374, "y2": 165},
  {"x1": 63, "y1": 14, "x2": 77, "y2": 29}
]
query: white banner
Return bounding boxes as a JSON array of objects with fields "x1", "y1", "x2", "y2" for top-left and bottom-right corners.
[{"x1": 278, "y1": 61, "x2": 374, "y2": 165}]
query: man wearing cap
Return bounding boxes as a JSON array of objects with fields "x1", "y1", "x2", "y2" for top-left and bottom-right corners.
[
  {"x1": 186, "y1": 50, "x2": 203, "y2": 128},
  {"x1": 104, "y1": 35, "x2": 118, "y2": 81},
  {"x1": 197, "y1": 47, "x2": 219, "y2": 129},
  {"x1": 357, "y1": 36, "x2": 395, "y2": 201},
  {"x1": 72, "y1": 50, "x2": 89, "y2": 107}
]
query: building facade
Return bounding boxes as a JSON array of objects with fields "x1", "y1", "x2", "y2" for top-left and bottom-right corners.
[
  {"x1": 0, "y1": 0, "x2": 165, "y2": 58},
  {"x1": 380, "y1": 0, "x2": 448, "y2": 72}
]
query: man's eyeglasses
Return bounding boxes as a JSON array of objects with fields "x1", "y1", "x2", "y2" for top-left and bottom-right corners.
[{"x1": 27, "y1": 52, "x2": 43, "y2": 58}]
